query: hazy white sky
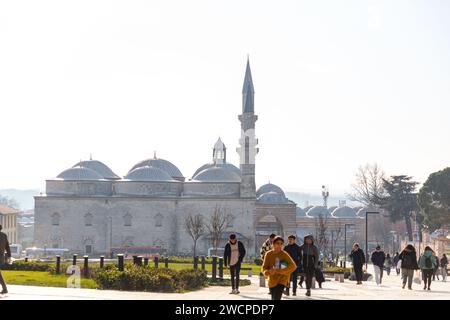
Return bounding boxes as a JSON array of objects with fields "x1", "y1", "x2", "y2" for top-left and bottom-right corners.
[{"x1": 0, "y1": 0, "x2": 449, "y2": 195}]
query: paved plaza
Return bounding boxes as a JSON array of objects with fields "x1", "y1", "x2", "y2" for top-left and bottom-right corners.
[{"x1": 1, "y1": 266, "x2": 449, "y2": 300}]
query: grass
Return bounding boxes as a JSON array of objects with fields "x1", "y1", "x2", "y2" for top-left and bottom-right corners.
[{"x1": 2, "y1": 271, "x2": 98, "y2": 289}]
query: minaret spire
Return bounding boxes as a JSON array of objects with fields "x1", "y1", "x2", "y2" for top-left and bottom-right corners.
[{"x1": 242, "y1": 57, "x2": 255, "y2": 113}]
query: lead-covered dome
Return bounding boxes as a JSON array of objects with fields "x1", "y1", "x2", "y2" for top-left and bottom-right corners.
[
  {"x1": 73, "y1": 160, "x2": 120, "y2": 180},
  {"x1": 57, "y1": 166, "x2": 103, "y2": 180},
  {"x1": 129, "y1": 157, "x2": 183, "y2": 180},
  {"x1": 125, "y1": 166, "x2": 175, "y2": 181},
  {"x1": 305, "y1": 206, "x2": 330, "y2": 218},
  {"x1": 331, "y1": 206, "x2": 357, "y2": 218},
  {"x1": 256, "y1": 183, "x2": 286, "y2": 198},
  {"x1": 192, "y1": 166, "x2": 241, "y2": 182},
  {"x1": 192, "y1": 163, "x2": 241, "y2": 179},
  {"x1": 257, "y1": 191, "x2": 289, "y2": 204}
]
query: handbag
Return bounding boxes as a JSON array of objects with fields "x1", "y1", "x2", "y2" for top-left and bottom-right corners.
[
  {"x1": 413, "y1": 270, "x2": 421, "y2": 284},
  {"x1": 397, "y1": 259, "x2": 402, "y2": 270}
]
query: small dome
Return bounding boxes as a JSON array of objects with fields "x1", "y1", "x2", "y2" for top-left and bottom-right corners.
[
  {"x1": 125, "y1": 166, "x2": 175, "y2": 181},
  {"x1": 192, "y1": 166, "x2": 241, "y2": 182},
  {"x1": 129, "y1": 158, "x2": 183, "y2": 179},
  {"x1": 328, "y1": 206, "x2": 338, "y2": 214},
  {"x1": 257, "y1": 191, "x2": 289, "y2": 204},
  {"x1": 296, "y1": 207, "x2": 307, "y2": 218},
  {"x1": 192, "y1": 163, "x2": 241, "y2": 178},
  {"x1": 256, "y1": 183, "x2": 285, "y2": 198},
  {"x1": 214, "y1": 137, "x2": 226, "y2": 150},
  {"x1": 73, "y1": 160, "x2": 119, "y2": 180},
  {"x1": 331, "y1": 206, "x2": 357, "y2": 218},
  {"x1": 57, "y1": 166, "x2": 103, "y2": 180},
  {"x1": 305, "y1": 206, "x2": 330, "y2": 218}
]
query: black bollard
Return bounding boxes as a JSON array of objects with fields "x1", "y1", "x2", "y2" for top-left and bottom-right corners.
[
  {"x1": 100, "y1": 256, "x2": 105, "y2": 269},
  {"x1": 72, "y1": 254, "x2": 78, "y2": 266},
  {"x1": 137, "y1": 256, "x2": 143, "y2": 266},
  {"x1": 212, "y1": 256, "x2": 217, "y2": 280},
  {"x1": 218, "y1": 257, "x2": 224, "y2": 279},
  {"x1": 144, "y1": 257, "x2": 149, "y2": 266},
  {"x1": 193, "y1": 256, "x2": 199, "y2": 270},
  {"x1": 25, "y1": 257, "x2": 28, "y2": 263},
  {"x1": 83, "y1": 255, "x2": 89, "y2": 278},
  {"x1": 201, "y1": 256, "x2": 206, "y2": 271},
  {"x1": 56, "y1": 255, "x2": 61, "y2": 274},
  {"x1": 154, "y1": 256, "x2": 159, "y2": 268},
  {"x1": 165, "y1": 257, "x2": 169, "y2": 268},
  {"x1": 117, "y1": 254, "x2": 124, "y2": 271},
  {"x1": 132, "y1": 255, "x2": 138, "y2": 265}
]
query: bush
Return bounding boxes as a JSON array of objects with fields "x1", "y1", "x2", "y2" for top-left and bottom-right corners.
[{"x1": 3, "y1": 261, "x2": 55, "y2": 272}]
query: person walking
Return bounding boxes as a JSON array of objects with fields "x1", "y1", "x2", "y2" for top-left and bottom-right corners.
[
  {"x1": 0, "y1": 225, "x2": 12, "y2": 295},
  {"x1": 260, "y1": 233, "x2": 276, "y2": 260},
  {"x1": 398, "y1": 244, "x2": 419, "y2": 290},
  {"x1": 283, "y1": 235, "x2": 301, "y2": 296},
  {"x1": 393, "y1": 252, "x2": 400, "y2": 275},
  {"x1": 371, "y1": 245, "x2": 386, "y2": 285},
  {"x1": 432, "y1": 252, "x2": 440, "y2": 281},
  {"x1": 384, "y1": 253, "x2": 392, "y2": 276},
  {"x1": 418, "y1": 246, "x2": 436, "y2": 291},
  {"x1": 440, "y1": 254, "x2": 448, "y2": 282},
  {"x1": 299, "y1": 234, "x2": 319, "y2": 297},
  {"x1": 349, "y1": 243, "x2": 365, "y2": 285},
  {"x1": 224, "y1": 234, "x2": 246, "y2": 294},
  {"x1": 262, "y1": 236, "x2": 297, "y2": 300}
]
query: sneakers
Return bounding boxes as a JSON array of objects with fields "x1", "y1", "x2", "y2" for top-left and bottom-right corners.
[
  {"x1": 402, "y1": 283, "x2": 406, "y2": 289},
  {"x1": 235, "y1": 290, "x2": 240, "y2": 294},
  {"x1": 0, "y1": 289, "x2": 7, "y2": 295},
  {"x1": 292, "y1": 291, "x2": 297, "y2": 296},
  {"x1": 305, "y1": 289, "x2": 311, "y2": 297}
]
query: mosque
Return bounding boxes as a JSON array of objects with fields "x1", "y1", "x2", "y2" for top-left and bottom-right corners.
[{"x1": 34, "y1": 60, "x2": 363, "y2": 258}]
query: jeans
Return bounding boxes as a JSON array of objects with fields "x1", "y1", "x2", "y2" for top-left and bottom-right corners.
[
  {"x1": 354, "y1": 265, "x2": 363, "y2": 282},
  {"x1": 0, "y1": 264, "x2": 6, "y2": 292},
  {"x1": 304, "y1": 268, "x2": 315, "y2": 290},
  {"x1": 401, "y1": 268, "x2": 414, "y2": 288},
  {"x1": 422, "y1": 269, "x2": 433, "y2": 288},
  {"x1": 229, "y1": 263, "x2": 241, "y2": 290},
  {"x1": 287, "y1": 269, "x2": 298, "y2": 293},
  {"x1": 373, "y1": 265, "x2": 383, "y2": 285},
  {"x1": 270, "y1": 284, "x2": 285, "y2": 300},
  {"x1": 441, "y1": 267, "x2": 447, "y2": 281}
]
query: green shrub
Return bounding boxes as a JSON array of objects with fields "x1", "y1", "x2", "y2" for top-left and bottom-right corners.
[{"x1": 3, "y1": 261, "x2": 55, "y2": 272}]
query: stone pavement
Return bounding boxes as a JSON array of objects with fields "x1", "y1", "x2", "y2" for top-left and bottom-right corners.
[{"x1": 1, "y1": 266, "x2": 449, "y2": 300}]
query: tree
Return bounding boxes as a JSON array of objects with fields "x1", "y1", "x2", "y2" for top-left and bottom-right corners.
[
  {"x1": 206, "y1": 206, "x2": 234, "y2": 256},
  {"x1": 330, "y1": 224, "x2": 343, "y2": 265},
  {"x1": 0, "y1": 195, "x2": 19, "y2": 209},
  {"x1": 380, "y1": 175, "x2": 419, "y2": 241},
  {"x1": 418, "y1": 167, "x2": 450, "y2": 230},
  {"x1": 347, "y1": 163, "x2": 386, "y2": 206},
  {"x1": 184, "y1": 213, "x2": 206, "y2": 258},
  {"x1": 314, "y1": 214, "x2": 328, "y2": 259}
]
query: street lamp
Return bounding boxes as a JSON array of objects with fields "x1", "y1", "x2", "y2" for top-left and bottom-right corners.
[
  {"x1": 344, "y1": 223, "x2": 355, "y2": 268},
  {"x1": 365, "y1": 211, "x2": 380, "y2": 268}
]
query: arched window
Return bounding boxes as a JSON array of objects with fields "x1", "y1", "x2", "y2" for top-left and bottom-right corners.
[
  {"x1": 123, "y1": 213, "x2": 132, "y2": 227},
  {"x1": 84, "y1": 213, "x2": 93, "y2": 226},
  {"x1": 155, "y1": 213, "x2": 163, "y2": 227},
  {"x1": 51, "y1": 213, "x2": 60, "y2": 226}
]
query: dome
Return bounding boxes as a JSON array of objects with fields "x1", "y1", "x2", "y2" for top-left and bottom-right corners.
[
  {"x1": 129, "y1": 158, "x2": 183, "y2": 179},
  {"x1": 192, "y1": 166, "x2": 241, "y2": 182},
  {"x1": 296, "y1": 207, "x2": 307, "y2": 218},
  {"x1": 256, "y1": 183, "x2": 285, "y2": 198},
  {"x1": 192, "y1": 163, "x2": 241, "y2": 178},
  {"x1": 257, "y1": 191, "x2": 289, "y2": 204},
  {"x1": 328, "y1": 206, "x2": 338, "y2": 214},
  {"x1": 331, "y1": 206, "x2": 357, "y2": 218},
  {"x1": 73, "y1": 160, "x2": 119, "y2": 180},
  {"x1": 57, "y1": 166, "x2": 103, "y2": 180},
  {"x1": 356, "y1": 206, "x2": 377, "y2": 218},
  {"x1": 125, "y1": 166, "x2": 175, "y2": 182},
  {"x1": 305, "y1": 206, "x2": 330, "y2": 218}
]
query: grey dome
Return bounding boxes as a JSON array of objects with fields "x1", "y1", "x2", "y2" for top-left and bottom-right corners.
[
  {"x1": 331, "y1": 206, "x2": 357, "y2": 218},
  {"x1": 192, "y1": 163, "x2": 241, "y2": 178},
  {"x1": 296, "y1": 207, "x2": 307, "y2": 218},
  {"x1": 125, "y1": 166, "x2": 175, "y2": 182},
  {"x1": 305, "y1": 206, "x2": 330, "y2": 218},
  {"x1": 192, "y1": 166, "x2": 241, "y2": 182},
  {"x1": 74, "y1": 160, "x2": 119, "y2": 180},
  {"x1": 328, "y1": 206, "x2": 338, "y2": 214},
  {"x1": 256, "y1": 183, "x2": 285, "y2": 198},
  {"x1": 129, "y1": 158, "x2": 183, "y2": 179},
  {"x1": 257, "y1": 191, "x2": 288, "y2": 204},
  {"x1": 57, "y1": 166, "x2": 103, "y2": 180}
]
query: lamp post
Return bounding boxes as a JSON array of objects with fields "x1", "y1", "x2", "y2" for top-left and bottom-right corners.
[
  {"x1": 390, "y1": 230, "x2": 396, "y2": 254},
  {"x1": 365, "y1": 211, "x2": 380, "y2": 268},
  {"x1": 344, "y1": 224, "x2": 355, "y2": 268}
]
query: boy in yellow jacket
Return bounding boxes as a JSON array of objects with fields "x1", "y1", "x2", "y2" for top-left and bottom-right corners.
[{"x1": 262, "y1": 236, "x2": 297, "y2": 300}]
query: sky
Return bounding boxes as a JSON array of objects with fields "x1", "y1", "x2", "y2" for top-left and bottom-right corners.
[{"x1": 0, "y1": 0, "x2": 449, "y2": 196}]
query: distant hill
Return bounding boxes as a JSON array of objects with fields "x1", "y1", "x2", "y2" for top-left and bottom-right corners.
[
  {"x1": 285, "y1": 191, "x2": 360, "y2": 209},
  {"x1": 0, "y1": 189, "x2": 40, "y2": 211}
]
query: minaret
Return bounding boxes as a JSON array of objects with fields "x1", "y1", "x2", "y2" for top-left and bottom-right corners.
[
  {"x1": 213, "y1": 137, "x2": 226, "y2": 165},
  {"x1": 237, "y1": 58, "x2": 259, "y2": 198}
]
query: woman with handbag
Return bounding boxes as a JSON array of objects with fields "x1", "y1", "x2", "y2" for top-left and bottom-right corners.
[{"x1": 398, "y1": 244, "x2": 419, "y2": 290}]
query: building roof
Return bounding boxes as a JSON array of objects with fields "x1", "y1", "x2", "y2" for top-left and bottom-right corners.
[
  {"x1": 192, "y1": 166, "x2": 241, "y2": 182},
  {"x1": 56, "y1": 166, "x2": 104, "y2": 181},
  {"x1": 305, "y1": 206, "x2": 330, "y2": 218},
  {"x1": 73, "y1": 160, "x2": 120, "y2": 180},
  {"x1": 256, "y1": 183, "x2": 285, "y2": 198},
  {"x1": 192, "y1": 162, "x2": 241, "y2": 179},
  {"x1": 0, "y1": 204, "x2": 20, "y2": 215},
  {"x1": 125, "y1": 166, "x2": 176, "y2": 182},
  {"x1": 129, "y1": 157, "x2": 183, "y2": 179},
  {"x1": 331, "y1": 206, "x2": 357, "y2": 218},
  {"x1": 257, "y1": 191, "x2": 289, "y2": 204}
]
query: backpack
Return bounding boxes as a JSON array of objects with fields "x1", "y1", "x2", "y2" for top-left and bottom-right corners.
[{"x1": 424, "y1": 256, "x2": 432, "y2": 269}]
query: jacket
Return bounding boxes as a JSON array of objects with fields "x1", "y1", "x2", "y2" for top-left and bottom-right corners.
[
  {"x1": 260, "y1": 238, "x2": 273, "y2": 259},
  {"x1": 298, "y1": 235, "x2": 319, "y2": 270},
  {"x1": 224, "y1": 241, "x2": 246, "y2": 267},
  {"x1": 0, "y1": 231, "x2": 11, "y2": 266},
  {"x1": 418, "y1": 250, "x2": 436, "y2": 270},
  {"x1": 284, "y1": 243, "x2": 302, "y2": 268},
  {"x1": 262, "y1": 249, "x2": 297, "y2": 288},
  {"x1": 371, "y1": 250, "x2": 386, "y2": 268},
  {"x1": 349, "y1": 248, "x2": 365, "y2": 267},
  {"x1": 399, "y1": 249, "x2": 419, "y2": 270}
]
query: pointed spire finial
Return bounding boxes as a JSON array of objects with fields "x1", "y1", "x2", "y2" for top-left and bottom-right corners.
[
  {"x1": 242, "y1": 57, "x2": 255, "y2": 113},
  {"x1": 89, "y1": 153, "x2": 92, "y2": 161},
  {"x1": 153, "y1": 150, "x2": 157, "y2": 159}
]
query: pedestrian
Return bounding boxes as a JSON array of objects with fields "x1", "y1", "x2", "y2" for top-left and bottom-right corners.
[
  {"x1": 418, "y1": 246, "x2": 436, "y2": 291},
  {"x1": 260, "y1": 233, "x2": 276, "y2": 260},
  {"x1": 224, "y1": 234, "x2": 246, "y2": 295},
  {"x1": 262, "y1": 236, "x2": 297, "y2": 300},
  {"x1": 393, "y1": 252, "x2": 400, "y2": 275},
  {"x1": 384, "y1": 253, "x2": 392, "y2": 276},
  {"x1": 299, "y1": 234, "x2": 319, "y2": 297},
  {"x1": 398, "y1": 244, "x2": 419, "y2": 290},
  {"x1": 371, "y1": 245, "x2": 386, "y2": 285},
  {"x1": 0, "y1": 225, "x2": 12, "y2": 295},
  {"x1": 440, "y1": 254, "x2": 448, "y2": 282},
  {"x1": 283, "y1": 234, "x2": 301, "y2": 296},
  {"x1": 349, "y1": 243, "x2": 365, "y2": 285},
  {"x1": 315, "y1": 260, "x2": 325, "y2": 289},
  {"x1": 432, "y1": 251, "x2": 440, "y2": 281}
]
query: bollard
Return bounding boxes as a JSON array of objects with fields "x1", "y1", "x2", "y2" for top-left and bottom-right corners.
[
  {"x1": 100, "y1": 256, "x2": 104, "y2": 269},
  {"x1": 335, "y1": 274, "x2": 339, "y2": 281},
  {"x1": 340, "y1": 261, "x2": 343, "y2": 268},
  {"x1": 72, "y1": 254, "x2": 78, "y2": 266},
  {"x1": 165, "y1": 257, "x2": 169, "y2": 268},
  {"x1": 117, "y1": 254, "x2": 124, "y2": 271},
  {"x1": 136, "y1": 256, "x2": 143, "y2": 266},
  {"x1": 132, "y1": 255, "x2": 138, "y2": 265},
  {"x1": 201, "y1": 256, "x2": 206, "y2": 271},
  {"x1": 144, "y1": 257, "x2": 149, "y2": 266},
  {"x1": 83, "y1": 255, "x2": 89, "y2": 278},
  {"x1": 25, "y1": 257, "x2": 28, "y2": 263},
  {"x1": 248, "y1": 268, "x2": 253, "y2": 278},
  {"x1": 259, "y1": 272, "x2": 266, "y2": 287},
  {"x1": 56, "y1": 255, "x2": 61, "y2": 274},
  {"x1": 339, "y1": 274, "x2": 344, "y2": 283},
  {"x1": 212, "y1": 256, "x2": 217, "y2": 280},
  {"x1": 193, "y1": 256, "x2": 198, "y2": 269},
  {"x1": 218, "y1": 257, "x2": 224, "y2": 279},
  {"x1": 154, "y1": 256, "x2": 159, "y2": 268}
]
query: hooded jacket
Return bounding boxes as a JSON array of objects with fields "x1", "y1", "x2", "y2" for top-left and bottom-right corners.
[
  {"x1": 399, "y1": 246, "x2": 419, "y2": 270},
  {"x1": 418, "y1": 249, "x2": 437, "y2": 270},
  {"x1": 298, "y1": 235, "x2": 319, "y2": 270}
]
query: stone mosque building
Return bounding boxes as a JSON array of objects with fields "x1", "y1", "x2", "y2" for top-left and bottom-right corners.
[{"x1": 34, "y1": 60, "x2": 363, "y2": 258}]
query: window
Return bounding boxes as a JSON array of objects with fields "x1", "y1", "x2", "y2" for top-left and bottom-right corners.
[
  {"x1": 84, "y1": 213, "x2": 93, "y2": 226},
  {"x1": 123, "y1": 213, "x2": 132, "y2": 227},
  {"x1": 155, "y1": 213, "x2": 163, "y2": 227},
  {"x1": 51, "y1": 213, "x2": 60, "y2": 226}
]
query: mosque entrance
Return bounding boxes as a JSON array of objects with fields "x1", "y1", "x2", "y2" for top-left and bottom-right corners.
[{"x1": 255, "y1": 214, "x2": 283, "y2": 256}]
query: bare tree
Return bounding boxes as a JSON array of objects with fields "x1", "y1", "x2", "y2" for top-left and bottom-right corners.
[
  {"x1": 0, "y1": 195, "x2": 19, "y2": 209},
  {"x1": 206, "y1": 205, "x2": 234, "y2": 256},
  {"x1": 184, "y1": 213, "x2": 206, "y2": 258},
  {"x1": 315, "y1": 214, "x2": 328, "y2": 260},
  {"x1": 330, "y1": 224, "x2": 343, "y2": 265},
  {"x1": 347, "y1": 163, "x2": 386, "y2": 206}
]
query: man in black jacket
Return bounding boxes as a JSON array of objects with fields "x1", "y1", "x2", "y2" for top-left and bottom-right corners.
[
  {"x1": 299, "y1": 234, "x2": 319, "y2": 297},
  {"x1": 371, "y1": 245, "x2": 386, "y2": 285},
  {"x1": 284, "y1": 234, "x2": 302, "y2": 296},
  {"x1": 349, "y1": 243, "x2": 365, "y2": 285},
  {"x1": 224, "y1": 234, "x2": 246, "y2": 294},
  {"x1": 0, "y1": 225, "x2": 12, "y2": 294}
]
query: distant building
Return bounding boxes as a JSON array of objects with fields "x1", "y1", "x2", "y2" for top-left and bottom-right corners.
[
  {"x1": 0, "y1": 204, "x2": 19, "y2": 244},
  {"x1": 18, "y1": 210, "x2": 35, "y2": 248}
]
